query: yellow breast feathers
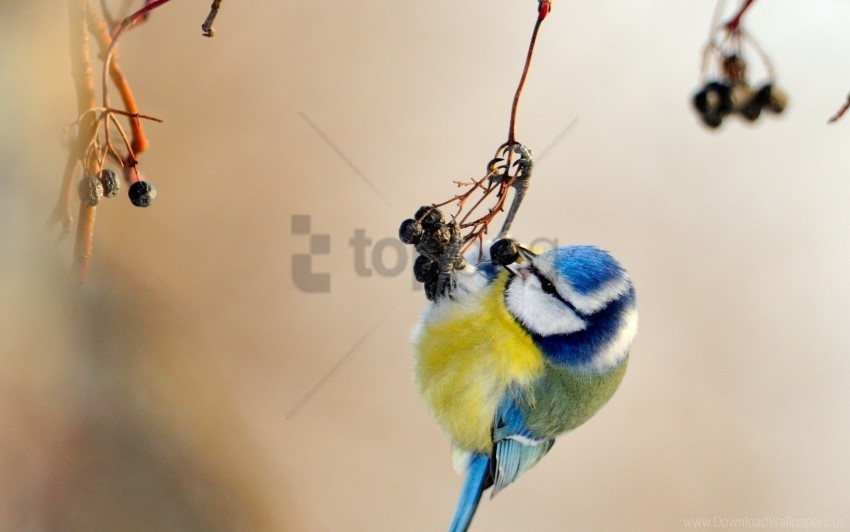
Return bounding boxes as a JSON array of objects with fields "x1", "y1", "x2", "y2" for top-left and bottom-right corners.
[{"x1": 413, "y1": 272, "x2": 545, "y2": 453}]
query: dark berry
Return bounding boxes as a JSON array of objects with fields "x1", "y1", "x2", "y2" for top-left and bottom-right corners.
[
  {"x1": 78, "y1": 175, "x2": 103, "y2": 207},
  {"x1": 740, "y1": 95, "x2": 762, "y2": 122},
  {"x1": 692, "y1": 88, "x2": 710, "y2": 114},
  {"x1": 699, "y1": 111, "x2": 723, "y2": 129},
  {"x1": 759, "y1": 84, "x2": 787, "y2": 114},
  {"x1": 413, "y1": 255, "x2": 438, "y2": 283},
  {"x1": 694, "y1": 81, "x2": 733, "y2": 129},
  {"x1": 491, "y1": 238, "x2": 521, "y2": 266},
  {"x1": 415, "y1": 205, "x2": 445, "y2": 228},
  {"x1": 98, "y1": 169, "x2": 120, "y2": 198},
  {"x1": 129, "y1": 181, "x2": 156, "y2": 208},
  {"x1": 752, "y1": 84, "x2": 771, "y2": 107},
  {"x1": 424, "y1": 278, "x2": 438, "y2": 301},
  {"x1": 420, "y1": 225, "x2": 451, "y2": 254},
  {"x1": 697, "y1": 81, "x2": 734, "y2": 115},
  {"x1": 399, "y1": 218, "x2": 423, "y2": 245}
]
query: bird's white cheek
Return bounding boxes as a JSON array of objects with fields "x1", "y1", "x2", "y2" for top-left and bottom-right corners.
[{"x1": 505, "y1": 279, "x2": 586, "y2": 336}]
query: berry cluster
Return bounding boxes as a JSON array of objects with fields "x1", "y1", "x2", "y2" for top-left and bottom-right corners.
[
  {"x1": 692, "y1": 53, "x2": 787, "y2": 129},
  {"x1": 76, "y1": 169, "x2": 156, "y2": 208},
  {"x1": 399, "y1": 206, "x2": 466, "y2": 301},
  {"x1": 77, "y1": 169, "x2": 119, "y2": 207}
]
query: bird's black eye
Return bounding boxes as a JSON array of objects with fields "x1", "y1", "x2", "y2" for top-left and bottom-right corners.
[
  {"x1": 529, "y1": 265, "x2": 584, "y2": 316},
  {"x1": 539, "y1": 275, "x2": 558, "y2": 296},
  {"x1": 528, "y1": 264, "x2": 559, "y2": 297}
]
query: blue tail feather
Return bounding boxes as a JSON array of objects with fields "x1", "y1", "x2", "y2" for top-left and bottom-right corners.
[{"x1": 448, "y1": 453, "x2": 490, "y2": 532}]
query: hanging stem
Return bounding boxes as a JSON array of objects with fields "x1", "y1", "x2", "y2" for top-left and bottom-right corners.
[
  {"x1": 508, "y1": 1, "x2": 550, "y2": 145},
  {"x1": 724, "y1": 0, "x2": 757, "y2": 31},
  {"x1": 86, "y1": 3, "x2": 149, "y2": 154},
  {"x1": 102, "y1": 0, "x2": 174, "y2": 111}
]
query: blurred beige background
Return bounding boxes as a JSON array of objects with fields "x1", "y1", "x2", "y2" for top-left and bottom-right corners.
[{"x1": 2, "y1": 1, "x2": 850, "y2": 530}]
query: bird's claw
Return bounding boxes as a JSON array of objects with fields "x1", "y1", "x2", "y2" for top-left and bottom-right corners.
[{"x1": 486, "y1": 157, "x2": 509, "y2": 176}]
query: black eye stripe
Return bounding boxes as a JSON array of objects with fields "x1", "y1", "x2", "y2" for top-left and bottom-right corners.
[
  {"x1": 528, "y1": 265, "x2": 584, "y2": 317},
  {"x1": 539, "y1": 275, "x2": 557, "y2": 294}
]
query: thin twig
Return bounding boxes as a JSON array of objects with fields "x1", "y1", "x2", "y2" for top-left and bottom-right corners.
[
  {"x1": 107, "y1": 112, "x2": 138, "y2": 165},
  {"x1": 724, "y1": 0, "x2": 757, "y2": 31},
  {"x1": 508, "y1": 1, "x2": 550, "y2": 144},
  {"x1": 699, "y1": 0, "x2": 727, "y2": 82},
  {"x1": 739, "y1": 28, "x2": 775, "y2": 79},
  {"x1": 459, "y1": 182, "x2": 501, "y2": 226},
  {"x1": 202, "y1": 0, "x2": 223, "y2": 37},
  {"x1": 87, "y1": 3, "x2": 150, "y2": 154},
  {"x1": 828, "y1": 93, "x2": 850, "y2": 124},
  {"x1": 709, "y1": 0, "x2": 727, "y2": 35},
  {"x1": 72, "y1": 106, "x2": 163, "y2": 124},
  {"x1": 102, "y1": 0, "x2": 174, "y2": 111}
]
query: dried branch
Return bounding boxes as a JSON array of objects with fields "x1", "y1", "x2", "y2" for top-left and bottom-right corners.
[
  {"x1": 73, "y1": 199, "x2": 97, "y2": 283},
  {"x1": 67, "y1": 0, "x2": 100, "y2": 281}
]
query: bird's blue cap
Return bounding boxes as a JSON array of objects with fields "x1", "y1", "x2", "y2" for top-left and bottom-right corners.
[{"x1": 549, "y1": 245, "x2": 625, "y2": 295}]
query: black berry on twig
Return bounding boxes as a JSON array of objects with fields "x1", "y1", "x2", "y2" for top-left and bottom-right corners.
[{"x1": 129, "y1": 181, "x2": 156, "y2": 208}]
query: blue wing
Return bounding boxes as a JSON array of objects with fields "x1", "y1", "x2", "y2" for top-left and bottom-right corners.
[
  {"x1": 448, "y1": 391, "x2": 554, "y2": 531},
  {"x1": 490, "y1": 390, "x2": 555, "y2": 495}
]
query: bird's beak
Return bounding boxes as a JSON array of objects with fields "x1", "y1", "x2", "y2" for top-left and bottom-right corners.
[
  {"x1": 518, "y1": 246, "x2": 536, "y2": 262},
  {"x1": 506, "y1": 263, "x2": 531, "y2": 280}
]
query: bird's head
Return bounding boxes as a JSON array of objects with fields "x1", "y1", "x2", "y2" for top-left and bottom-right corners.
[{"x1": 504, "y1": 245, "x2": 637, "y2": 373}]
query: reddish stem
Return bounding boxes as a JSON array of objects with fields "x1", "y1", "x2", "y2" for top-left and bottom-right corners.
[
  {"x1": 508, "y1": 2, "x2": 549, "y2": 144},
  {"x1": 828, "y1": 93, "x2": 850, "y2": 124},
  {"x1": 103, "y1": 0, "x2": 174, "y2": 109},
  {"x1": 538, "y1": 0, "x2": 551, "y2": 21},
  {"x1": 86, "y1": 5, "x2": 148, "y2": 154},
  {"x1": 117, "y1": 0, "x2": 173, "y2": 35},
  {"x1": 725, "y1": 0, "x2": 757, "y2": 31},
  {"x1": 459, "y1": 182, "x2": 501, "y2": 226}
]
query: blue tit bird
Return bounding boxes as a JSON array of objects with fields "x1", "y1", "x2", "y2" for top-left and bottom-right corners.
[{"x1": 413, "y1": 242, "x2": 637, "y2": 531}]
